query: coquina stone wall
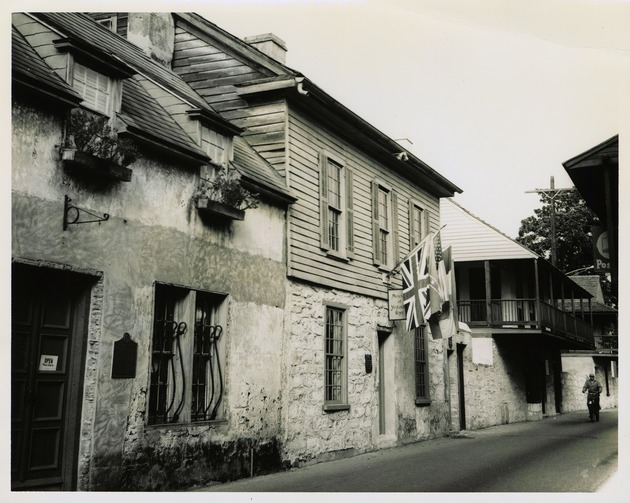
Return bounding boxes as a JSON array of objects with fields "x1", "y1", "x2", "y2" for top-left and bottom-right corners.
[
  {"x1": 460, "y1": 336, "x2": 529, "y2": 430},
  {"x1": 561, "y1": 355, "x2": 618, "y2": 413},
  {"x1": 281, "y1": 281, "x2": 451, "y2": 467}
]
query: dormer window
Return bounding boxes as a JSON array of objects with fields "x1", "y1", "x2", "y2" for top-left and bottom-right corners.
[{"x1": 72, "y1": 62, "x2": 112, "y2": 115}]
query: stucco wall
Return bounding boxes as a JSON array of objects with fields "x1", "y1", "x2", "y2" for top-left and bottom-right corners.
[
  {"x1": 281, "y1": 281, "x2": 451, "y2": 467},
  {"x1": 460, "y1": 336, "x2": 529, "y2": 429},
  {"x1": 12, "y1": 100, "x2": 289, "y2": 490},
  {"x1": 561, "y1": 355, "x2": 618, "y2": 413}
]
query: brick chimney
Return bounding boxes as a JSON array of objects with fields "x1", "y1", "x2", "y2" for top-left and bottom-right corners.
[
  {"x1": 244, "y1": 33, "x2": 287, "y2": 64},
  {"x1": 126, "y1": 13, "x2": 174, "y2": 67}
]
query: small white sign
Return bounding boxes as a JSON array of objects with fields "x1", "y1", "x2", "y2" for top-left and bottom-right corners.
[
  {"x1": 39, "y1": 355, "x2": 59, "y2": 372},
  {"x1": 388, "y1": 289, "x2": 406, "y2": 320}
]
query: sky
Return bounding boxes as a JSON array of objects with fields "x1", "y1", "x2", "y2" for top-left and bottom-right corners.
[
  {"x1": 8, "y1": 0, "x2": 629, "y2": 238},
  {"x1": 183, "y1": 0, "x2": 627, "y2": 238}
]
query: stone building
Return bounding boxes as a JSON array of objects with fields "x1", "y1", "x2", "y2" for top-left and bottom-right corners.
[
  {"x1": 11, "y1": 11, "x2": 463, "y2": 491},
  {"x1": 164, "y1": 12, "x2": 461, "y2": 467},
  {"x1": 440, "y1": 198, "x2": 596, "y2": 430},
  {"x1": 12, "y1": 12, "x2": 294, "y2": 490}
]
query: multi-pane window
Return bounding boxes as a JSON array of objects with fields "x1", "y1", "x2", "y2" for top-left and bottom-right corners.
[
  {"x1": 324, "y1": 306, "x2": 347, "y2": 406},
  {"x1": 327, "y1": 160, "x2": 342, "y2": 251},
  {"x1": 372, "y1": 180, "x2": 398, "y2": 269},
  {"x1": 410, "y1": 203, "x2": 425, "y2": 249},
  {"x1": 149, "y1": 284, "x2": 226, "y2": 425},
  {"x1": 414, "y1": 326, "x2": 430, "y2": 404},
  {"x1": 72, "y1": 62, "x2": 111, "y2": 114},
  {"x1": 378, "y1": 188, "x2": 390, "y2": 264},
  {"x1": 320, "y1": 152, "x2": 354, "y2": 258}
]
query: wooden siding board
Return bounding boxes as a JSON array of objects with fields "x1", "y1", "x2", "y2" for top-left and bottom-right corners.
[{"x1": 286, "y1": 107, "x2": 438, "y2": 298}]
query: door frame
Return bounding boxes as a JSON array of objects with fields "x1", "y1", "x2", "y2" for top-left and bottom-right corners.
[{"x1": 11, "y1": 263, "x2": 92, "y2": 491}]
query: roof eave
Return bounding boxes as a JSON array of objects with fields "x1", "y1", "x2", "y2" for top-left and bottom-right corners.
[{"x1": 237, "y1": 77, "x2": 462, "y2": 198}]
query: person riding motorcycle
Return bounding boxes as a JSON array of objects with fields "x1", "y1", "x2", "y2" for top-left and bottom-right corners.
[{"x1": 582, "y1": 373, "x2": 602, "y2": 422}]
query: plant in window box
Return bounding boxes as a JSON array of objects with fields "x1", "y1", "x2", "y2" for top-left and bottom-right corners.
[
  {"x1": 60, "y1": 108, "x2": 138, "y2": 181},
  {"x1": 193, "y1": 166, "x2": 259, "y2": 221}
]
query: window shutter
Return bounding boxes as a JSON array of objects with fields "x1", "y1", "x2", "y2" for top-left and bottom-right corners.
[
  {"x1": 372, "y1": 180, "x2": 381, "y2": 266},
  {"x1": 423, "y1": 209, "x2": 430, "y2": 238},
  {"x1": 319, "y1": 153, "x2": 330, "y2": 251},
  {"x1": 392, "y1": 192, "x2": 399, "y2": 265},
  {"x1": 345, "y1": 166, "x2": 354, "y2": 258},
  {"x1": 408, "y1": 199, "x2": 415, "y2": 251}
]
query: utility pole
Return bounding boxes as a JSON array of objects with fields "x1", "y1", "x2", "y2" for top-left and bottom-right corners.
[{"x1": 526, "y1": 176, "x2": 575, "y2": 267}]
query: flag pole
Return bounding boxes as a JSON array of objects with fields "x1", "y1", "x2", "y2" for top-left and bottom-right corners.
[{"x1": 387, "y1": 224, "x2": 447, "y2": 279}]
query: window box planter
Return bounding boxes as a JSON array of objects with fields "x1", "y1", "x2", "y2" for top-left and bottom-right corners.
[
  {"x1": 61, "y1": 149, "x2": 132, "y2": 182},
  {"x1": 196, "y1": 197, "x2": 245, "y2": 221}
]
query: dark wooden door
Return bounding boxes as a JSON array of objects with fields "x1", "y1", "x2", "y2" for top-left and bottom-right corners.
[{"x1": 11, "y1": 265, "x2": 89, "y2": 490}]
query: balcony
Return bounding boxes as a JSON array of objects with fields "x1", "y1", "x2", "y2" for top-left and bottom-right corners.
[{"x1": 458, "y1": 298, "x2": 594, "y2": 347}]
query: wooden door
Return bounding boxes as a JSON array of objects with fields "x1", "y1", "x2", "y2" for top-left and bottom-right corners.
[{"x1": 11, "y1": 265, "x2": 89, "y2": 490}]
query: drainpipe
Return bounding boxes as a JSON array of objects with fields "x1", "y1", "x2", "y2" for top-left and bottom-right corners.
[
  {"x1": 534, "y1": 259, "x2": 540, "y2": 329},
  {"x1": 295, "y1": 76, "x2": 309, "y2": 96}
]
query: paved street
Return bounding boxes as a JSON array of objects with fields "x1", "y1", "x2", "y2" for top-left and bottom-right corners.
[{"x1": 192, "y1": 409, "x2": 618, "y2": 494}]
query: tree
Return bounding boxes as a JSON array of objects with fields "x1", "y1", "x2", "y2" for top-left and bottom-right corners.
[
  {"x1": 516, "y1": 189, "x2": 616, "y2": 308},
  {"x1": 516, "y1": 189, "x2": 599, "y2": 273}
]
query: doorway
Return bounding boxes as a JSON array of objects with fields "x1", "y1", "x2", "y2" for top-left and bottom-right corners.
[
  {"x1": 377, "y1": 331, "x2": 395, "y2": 436},
  {"x1": 11, "y1": 264, "x2": 91, "y2": 490}
]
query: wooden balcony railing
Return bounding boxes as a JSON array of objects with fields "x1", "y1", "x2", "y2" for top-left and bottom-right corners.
[{"x1": 457, "y1": 298, "x2": 594, "y2": 347}]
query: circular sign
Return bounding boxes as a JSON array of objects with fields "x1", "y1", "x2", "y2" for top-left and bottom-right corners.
[{"x1": 596, "y1": 231, "x2": 609, "y2": 259}]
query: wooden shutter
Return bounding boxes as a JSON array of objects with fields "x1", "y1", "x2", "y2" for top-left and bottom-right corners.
[
  {"x1": 392, "y1": 192, "x2": 399, "y2": 266},
  {"x1": 345, "y1": 166, "x2": 354, "y2": 258},
  {"x1": 423, "y1": 209, "x2": 430, "y2": 239},
  {"x1": 372, "y1": 180, "x2": 381, "y2": 266},
  {"x1": 408, "y1": 199, "x2": 416, "y2": 251},
  {"x1": 319, "y1": 153, "x2": 330, "y2": 251}
]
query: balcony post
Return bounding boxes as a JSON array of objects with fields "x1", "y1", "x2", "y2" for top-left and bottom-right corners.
[
  {"x1": 484, "y1": 260, "x2": 492, "y2": 324},
  {"x1": 534, "y1": 259, "x2": 541, "y2": 329}
]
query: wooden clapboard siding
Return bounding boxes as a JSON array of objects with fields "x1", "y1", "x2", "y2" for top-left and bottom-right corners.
[
  {"x1": 287, "y1": 108, "x2": 441, "y2": 299},
  {"x1": 173, "y1": 24, "x2": 270, "y2": 114},
  {"x1": 440, "y1": 198, "x2": 537, "y2": 262}
]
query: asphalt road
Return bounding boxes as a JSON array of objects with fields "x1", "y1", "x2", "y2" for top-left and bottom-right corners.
[{"x1": 193, "y1": 409, "x2": 618, "y2": 493}]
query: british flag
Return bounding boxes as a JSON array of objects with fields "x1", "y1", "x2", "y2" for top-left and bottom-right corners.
[{"x1": 401, "y1": 233, "x2": 443, "y2": 332}]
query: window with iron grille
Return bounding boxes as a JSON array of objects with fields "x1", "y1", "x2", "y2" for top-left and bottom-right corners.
[
  {"x1": 414, "y1": 326, "x2": 431, "y2": 404},
  {"x1": 324, "y1": 304, "x2": 348, "y2": 410},
  {"x1": 149, "y1": 284, "x2": 226, "y2": 425}
]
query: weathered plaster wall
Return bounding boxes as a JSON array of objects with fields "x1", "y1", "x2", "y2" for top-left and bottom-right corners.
[
  {"x1": 561, "y1": 355, "x2": 618, "y2": 413},
  {"x1": 281, "y1": 281, "x2": 451, "y2": 467},
  {"x1": 12, "y1": 101, "x2": 288, "y2": 490},
  {"x1": 461, "y1": 336, "x2": 528, "y2": 430}
]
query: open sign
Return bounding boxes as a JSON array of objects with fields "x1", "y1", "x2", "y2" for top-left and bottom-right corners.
[{"x1": 39, "y1": 355, "x2": 59, "y2": 372}]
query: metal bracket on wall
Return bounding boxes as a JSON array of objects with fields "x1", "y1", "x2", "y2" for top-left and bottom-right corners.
[{"x1": 63, "y1": 195, "x2": 110, "y2": 230}]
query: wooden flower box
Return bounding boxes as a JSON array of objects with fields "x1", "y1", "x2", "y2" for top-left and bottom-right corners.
[
  {"x1": 196, "y1": 198, "x2": 245, "y2": 221},
  {"x1": 61, "y1": 149, "x2": 132, "y2": 182}
]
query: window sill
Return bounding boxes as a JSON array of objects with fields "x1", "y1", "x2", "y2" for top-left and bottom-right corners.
[
  {"x1": 323, "y1": 403, "x2": 350, "y2": 412},
  {"x1": 415, "y1": 398, "x2": 431, "y2": 407},
  {"x1": 146, "y1": 419, "x2": 228, "y2": 430},
  {"x1": 326, "y1": 251, "x2": 350, "y2": 263}
]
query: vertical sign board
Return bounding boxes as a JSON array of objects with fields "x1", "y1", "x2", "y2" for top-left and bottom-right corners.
[
  {"x1": 592, "y1": 225, "x2": 610, "y2": 273},
  {"x1": 388, "y1": 289, "x2": 406, "y2": 321}
]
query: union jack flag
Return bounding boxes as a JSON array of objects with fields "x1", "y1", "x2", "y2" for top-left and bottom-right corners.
[{"x1": 401, "y1": 233, "x2": 443, "y2": 331}]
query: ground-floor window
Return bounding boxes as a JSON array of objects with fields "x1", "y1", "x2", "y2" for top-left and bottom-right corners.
[
  {"x1": 323, "y1": 303, "x2": 349, "y2": 410},
  {"x1": 415, "y1": 326, "x2": 431, "y2": 405},
  {"x1": 149, "y1": 283, "x2": 227, "y2": 425}
]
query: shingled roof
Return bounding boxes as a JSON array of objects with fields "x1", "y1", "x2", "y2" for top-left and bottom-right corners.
[{"x1": 12, "y1": 25, "x2": 82, "y2": 107}]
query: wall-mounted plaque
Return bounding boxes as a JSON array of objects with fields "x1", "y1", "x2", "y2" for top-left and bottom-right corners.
[{"x1": 112, "y1": 332, "x2": 137, "y2": 379}]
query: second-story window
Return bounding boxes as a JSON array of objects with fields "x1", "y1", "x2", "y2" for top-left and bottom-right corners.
[
  {"x1": 72, "y1": 62, "x2": 112, "y2": 115},
  {"x1": 319, "y1": 151, "x2": 354, "y2": 259},
  {"x1": 372, "y1": 180, "x2": 399, "y2": 270},
  {"x1": 409, "y1": 200, "x2": 428, "y2": 250}
]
